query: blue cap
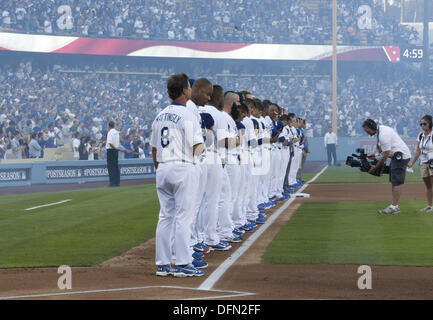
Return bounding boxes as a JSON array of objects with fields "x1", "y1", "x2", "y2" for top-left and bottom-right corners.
[
  {"x1": 200, "y1": 113, "x2": 214, "y2": 130},
  {"x1": 188, "y1": 78, "x2": 195, "y2": 87}
]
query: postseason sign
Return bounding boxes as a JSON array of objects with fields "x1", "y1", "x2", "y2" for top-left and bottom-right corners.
[
  {"x1": 0, "y1": 169, "x2": 30, "y2": 182},
  {"x1": 46, "y1": 164, "x2": 154, "y2": 180}
]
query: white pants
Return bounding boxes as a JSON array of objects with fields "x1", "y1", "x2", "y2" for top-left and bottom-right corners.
[
  {"x1": 278, "y1": 148, "x2": 290, "y2": 195},
  {"x1": 270, "y1": 148, "x2": 281, "y2": 198},
  {"x1": 204, "y1": 163, "x2": 223, "y2": 246},
  {"x1": 289, "y1": 147, "x2": 302, "y2": 186},
  {"x1": 155, "y1": 163, "x2": 198, "y2": 266},
  {"x1": 232, "y1": 164, "x2": 247, "y2": 228},
  {"x1": 191, "y1": 164, "x2": 207, "y2": 249},
  {"x1": 246, "y1": 161, "x2": 260, "y2": 221},
  {"x1": 217, "y1": 166, "x2": 235, "y2": 239}
]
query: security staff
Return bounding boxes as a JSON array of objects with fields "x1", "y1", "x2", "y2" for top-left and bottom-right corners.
[
  {"x1": 324, "y1": 127, "x2": 337, "y2": 166},
  {"x1": 106, "y1": 120, "x2": 121, "y2": 187}
]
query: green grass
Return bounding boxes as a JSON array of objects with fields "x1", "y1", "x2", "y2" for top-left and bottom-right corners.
[
  {"x1": 264, "y1": 201, "x2": 433, "y2": 266},
  {"x1": 0, "y1": 185, "x2": 159, "y2": 268},
  {"x1": 307, "y1": 164, "x2": 422, "y2": 184}
]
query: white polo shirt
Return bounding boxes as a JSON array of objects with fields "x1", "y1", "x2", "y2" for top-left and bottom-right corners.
[
  {"x1": 106, "y1": 128, "x2": 120, "y2": 150},
  {"x1": 324, "y1": 132, "x2": 338, "y2": 146},
  {"x1": 377, "y1": 125, "x2": 411, "y2": 160}
]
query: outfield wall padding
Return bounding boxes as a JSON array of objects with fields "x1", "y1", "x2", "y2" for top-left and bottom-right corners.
[{"x1": 0, "y1": 159, "x2": 155, "y2": 187}]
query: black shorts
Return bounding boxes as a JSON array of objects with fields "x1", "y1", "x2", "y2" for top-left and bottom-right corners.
[{"x1": 389, "y1": 157, "x2": 410, "y2": 186}]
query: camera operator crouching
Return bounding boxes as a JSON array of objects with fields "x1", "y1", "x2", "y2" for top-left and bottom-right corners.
[{"x1": 362, "y1": 119, "x2": 411, "y2": 215}]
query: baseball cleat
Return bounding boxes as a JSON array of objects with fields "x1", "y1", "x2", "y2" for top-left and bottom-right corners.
[
  {"x1": 420, "y1": 206, "x2": 433, "y2": 213},
  {"x1": 192, "y1": 252, "x2": 204, "y2": 261},
  {"x1": 233, "y1": 228, "x2": 245, "y2": 236},
  {"x1": 193, "y1": 243, "x2": 211, "y2": 254},
  {"x1": 247, "y1": 220, "x2": 257, "y2": 227},
  {"x1": 221, "y1": 235, "x2": 242, "y2": 243},
  {"x1": 255, "y1": 217, "x2": 266, "y2": 224},
  {"x1": 257, "y1": 203, "x2": 266, "y2": 210},
  {"x1": 239, "y1": 224, "x2": 255, "y2": 232},
  {"x1": 379, "y1": 205, "x2": 400, "y2": 215},
  {"x1": 192, "y1": 258, "x2": 208, "y2": 269},
  {"x1": 173, "y1": 264, "x2": 204, "y2": 277},
  {"x1": 156, "y1": 264, "x2": 175, "y2": 277},
  {"x1": 206, "y1": 241, "x2": 232, "y2": 251}
]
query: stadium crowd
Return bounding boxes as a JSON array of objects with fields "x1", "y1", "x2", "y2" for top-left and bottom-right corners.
[
  {"x1": 0, "y1": 59, "x2": 432, "y2": 160},
  {"x1": 0, "y1": 0, "x2": 419, "y2": 45}
]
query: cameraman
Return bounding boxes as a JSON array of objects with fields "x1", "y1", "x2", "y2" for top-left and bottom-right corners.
[{"x1": 362, "y1": 119, "x2": 411, "y2": 214}]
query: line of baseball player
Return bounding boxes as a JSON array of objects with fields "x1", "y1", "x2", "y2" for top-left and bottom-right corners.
[{"x1": 150, "y1": 74, "x2": 308, "y2": 278}]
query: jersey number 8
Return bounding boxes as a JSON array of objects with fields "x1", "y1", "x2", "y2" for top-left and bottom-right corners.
[{"x1": 161, "y1": 127, "x2": 170, "y2": 148}]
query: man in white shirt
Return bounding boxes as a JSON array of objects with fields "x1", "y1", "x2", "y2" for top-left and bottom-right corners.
[
  {"x1": 72, "y1": 132, "x2": 81, "y2": 159},
  {"x1": 363, "y1": 119, "x2": 411, "y2": 214},
  {"x1": 324, "y1": 127, "x2": 338, "y2": 166},
  {"x1": 106, "y1": 120, "x2": 120, "y2": 187}
]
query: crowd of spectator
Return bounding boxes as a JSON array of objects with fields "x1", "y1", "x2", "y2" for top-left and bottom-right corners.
[
  {"x1": 1, "y1": 59, "x2": 432, "y2": 160},
  {"x1": 0, "y1": 0, "x2": 420, "y2": 45}
]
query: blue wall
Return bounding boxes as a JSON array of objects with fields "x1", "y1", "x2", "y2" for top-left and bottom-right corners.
[{"x1": 0, "y1": 159, "x2": 155, "y2": 188}]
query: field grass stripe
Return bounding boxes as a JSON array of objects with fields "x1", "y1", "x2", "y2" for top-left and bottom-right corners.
[
  {"x1": 197, "y1": 165, "x2": 329, "y2": 291},
  {"x1": 24, "y1": 200, "x2": 72, "y2": 211}
]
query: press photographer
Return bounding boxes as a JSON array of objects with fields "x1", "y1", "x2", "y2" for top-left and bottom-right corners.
[{"x1": 362, "y1": 119, "x2": 411, "y2": 215}]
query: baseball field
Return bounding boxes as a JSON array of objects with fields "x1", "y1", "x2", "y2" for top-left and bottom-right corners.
[{"x1": 1, "y1": 162, "x2": 433, "y2": 300}]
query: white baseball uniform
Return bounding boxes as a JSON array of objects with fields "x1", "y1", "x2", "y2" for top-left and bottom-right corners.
[
  {"x1": 151, "y1": 103, "x2": 203, "y2": 266},
  {"x1": 202, "y1": 104, "x2": 228, "y2": 246},
  {"x1": 243, "y1": 115, "x2": 260, "y2": 222},
  {"x1": 289, "y1": 126, "x2": 301, "y2": 186},
  {"x1": 186, "y1": 99, "x2": 207, "y2": 250}
]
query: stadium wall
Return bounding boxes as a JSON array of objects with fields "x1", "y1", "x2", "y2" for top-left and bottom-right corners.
[{"x1": 0, "y1": 159, "x2": 155, "y2": 188}]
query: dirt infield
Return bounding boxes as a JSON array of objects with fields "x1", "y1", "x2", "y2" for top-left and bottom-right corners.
[{"x1": 1, "y1": 180, "x2": 433, "y2": 300}]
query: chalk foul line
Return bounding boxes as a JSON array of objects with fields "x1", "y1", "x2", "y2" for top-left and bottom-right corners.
[
  {"x1": 198, "y1": 165, "x2": 329, "y2": 291},
  {"x1": 25, "y1": 199, "x2": 72, "y2": 211}
]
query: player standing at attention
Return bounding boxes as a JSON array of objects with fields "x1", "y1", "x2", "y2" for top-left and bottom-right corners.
[
  {"x1": 220, "y1": 91, "x2": 243, "y2": 242},
  {"x1": 151, "y1": 73, "x2": 205, "y2": 277},
  {"x1": 203, "y1": 85, "x2": 232, "y2": 251},
  {"x1": 186, "y1": 78, "x2": 213, "y2": 268}
]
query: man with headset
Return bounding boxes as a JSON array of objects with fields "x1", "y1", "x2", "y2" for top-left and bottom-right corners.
[{"x1": 362, "y1": 119, "x2": 411, "y2": 214}]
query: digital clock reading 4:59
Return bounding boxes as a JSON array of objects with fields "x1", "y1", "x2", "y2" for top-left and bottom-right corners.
[{"x1": 401, "y1": 47, "x2": 424, "y2": 60}]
